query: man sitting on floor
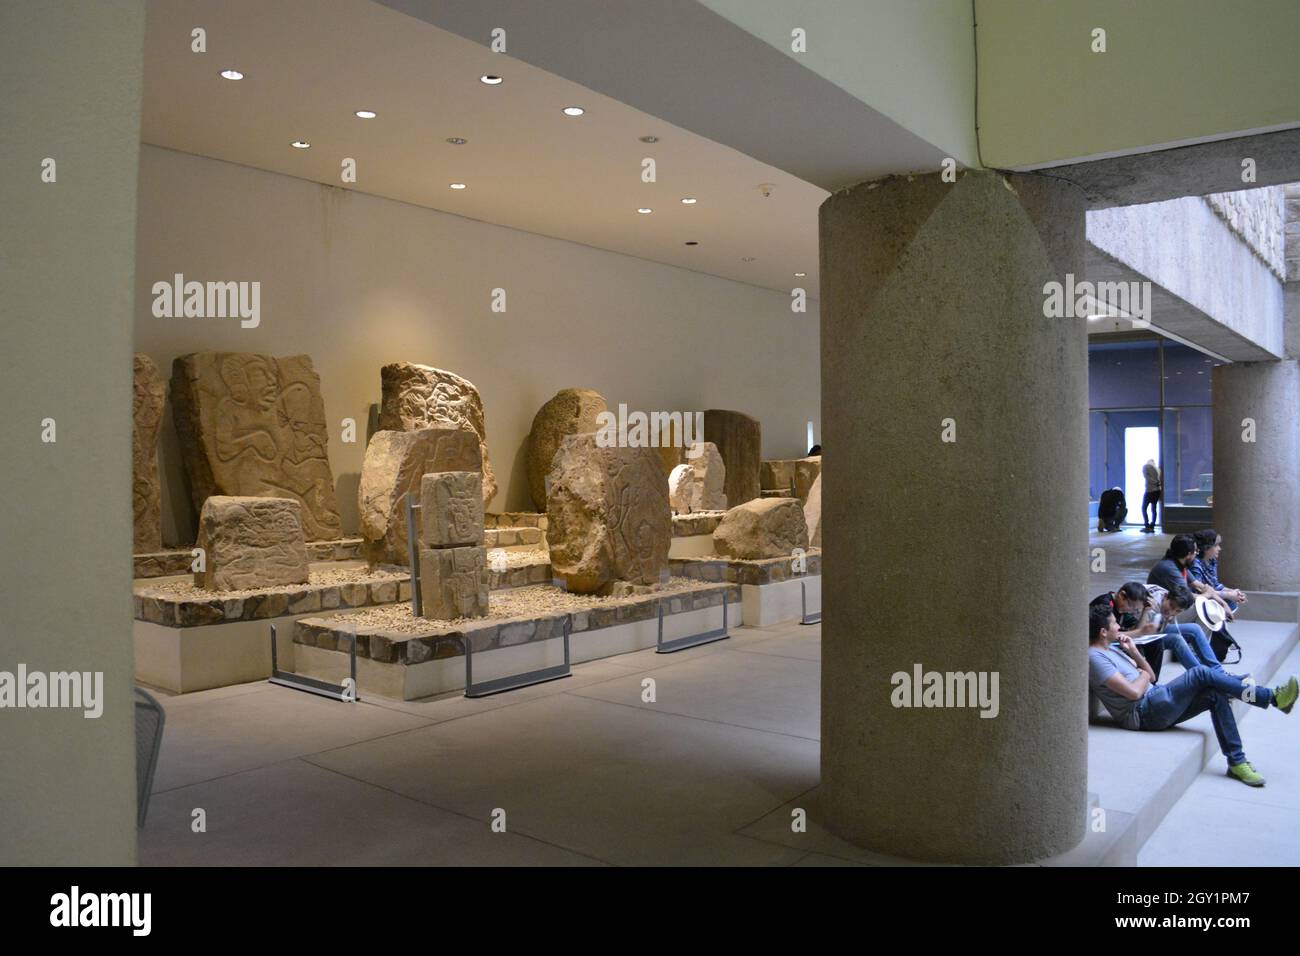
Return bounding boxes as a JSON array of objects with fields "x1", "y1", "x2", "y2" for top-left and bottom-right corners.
[{"x1": 1088, "y1": 604, "x2": 1297, "y2": 787}]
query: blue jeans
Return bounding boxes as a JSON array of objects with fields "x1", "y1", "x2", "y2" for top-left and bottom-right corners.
[
  {"x1": 1136, "y1": 666, "x2": 1273, "y2": 766},
  {"x1": 1162, "y1": 622, "x2": 1222, "y2": 670}
]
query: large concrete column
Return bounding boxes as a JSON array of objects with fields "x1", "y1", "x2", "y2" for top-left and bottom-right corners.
[
  {"x1": 0, "y1": 0, "x2": 145, "y2": 864},
  {"x1": 1211, "y1": 360, "x2": 1300, "y2": 591},
  {"x1": 819, "y1": 170, "x2": 1089, "y2": 864}
]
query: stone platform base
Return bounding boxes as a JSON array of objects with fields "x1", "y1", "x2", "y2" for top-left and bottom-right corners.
[
  {"x1": 134, "y1": 613, "x2": 305, "y2": 694},
  {"x1": 134, "y1": 537, "x2": 366, "y2": 578},
  {"x1": 741, "y1": 576, "x2": 821, "y2": 626},
  {"x1": 292, "y1": 581, "x2": 738, "y2": 701},
  {"x1": 295, "y1": 603, "x2": 729, "y2": 701}
]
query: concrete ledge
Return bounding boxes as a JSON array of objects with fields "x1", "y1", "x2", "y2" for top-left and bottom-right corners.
[
  {"x1": 670, "y1": 550, "x2": 821, "y2": 586},
  {"x1": 1234, "y1": 591, "x2": 1300, "y2": 624},
  {"x1": 741, "y1": 576, "x2": 822, "y2": 627},
  {"x1": 134, "y1": 613, "x2": 308, "y2": 694}
]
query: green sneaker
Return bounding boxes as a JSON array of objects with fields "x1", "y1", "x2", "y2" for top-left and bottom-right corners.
[
  {"x1": 1227, "y1": 762, "x2": 1266, "y2": 787},
  {"x1": 1273, "y1": 676, "x2": 1298, "y2": 714}
]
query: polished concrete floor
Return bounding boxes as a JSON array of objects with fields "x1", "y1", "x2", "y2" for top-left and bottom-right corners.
[{"x1": 137, "y1": 528, "x2": 1296, "y2": 866}]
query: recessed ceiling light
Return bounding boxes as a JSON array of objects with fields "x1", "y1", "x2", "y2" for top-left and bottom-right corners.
[
  {"x1": 480, "y1": 74, "x2": 503, "y2": 85},
  {"x1": 562, "y1": 106, "x2": 585, "y2": 116},
  {"x1": 639, "y1": 135, "x2": 659, "y2": 143},
  {"x1": 680, "y1": 197, "x2": 697, "y2": 205},
  {"x1": 449, "y1": 182, "x2": 467, "y2": 190},
  {"x1": 446, "y1": 137, "x2": 467, "y2": 145},
  {"x1": 355, "y1": 110, "x2": 377, "y2": 119},
  {"x1": 794, "y1": 272, "x2": 806, "y2": 277},
  {"x1": 290, "y1": 140, "x2": 310, "y2": 149},
  {"x1": 220, "y1": 69, "x2": 244, "y2": 81},
  {"x1": 637, "y1": 208, "x2": 652, "y2": 214},
  {"x1": 684, "y1": 241, "x2": 699, "y2": 246}
]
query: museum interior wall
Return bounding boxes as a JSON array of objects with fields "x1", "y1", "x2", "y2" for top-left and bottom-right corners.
[{"x1": 134, "y1": 145, "x2": 821, "y2": 546}]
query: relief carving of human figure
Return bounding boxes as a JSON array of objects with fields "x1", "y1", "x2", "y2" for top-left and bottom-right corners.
[{"x1": 214, "y1": 355, "x2": 279, "y2": 466}]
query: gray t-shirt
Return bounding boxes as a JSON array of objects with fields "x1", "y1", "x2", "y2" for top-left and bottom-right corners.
[{"x1": 1088, "y1": 646, "x2": 1144, "y2": 729}]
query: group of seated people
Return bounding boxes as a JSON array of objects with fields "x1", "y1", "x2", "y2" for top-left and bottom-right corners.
[{"x1": 1087, "y1": 529, "x2": 1297, "y2": 787}]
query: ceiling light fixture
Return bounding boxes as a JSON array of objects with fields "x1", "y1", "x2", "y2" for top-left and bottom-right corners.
[
  {"x1": 290, "y1": 140, "x2": 311, "y2": 149},
  {"x1": 355, "y1": 110, "x2": 377, "y2": 119},
  {"x1": 446, "y1": 137, "x2": 467, "y2": 145},
  {"x1": 639, "y1": 135, "x2": 659, "y2": 143},
  {"x1": 680, "y1": 197, "x2": 697, "y2": 205},
  {"x1": 794, "y1": 272, "x2": 806, "y2": 277},
  {"x1": 220, "y1": 69, "x2": 244, "y2": 80},
  {"x1": 480, "y1": 74, "x2": 503, "y2": 85},
  {"x1": 449, "y1": 182, "x2": 467, "y2": 190},
  {"x1": 637, "y1": 208, "x2": 652, "y2": 214},
  {"x1": 562, "y1": 106, "x2": 585, "y2": 116}
]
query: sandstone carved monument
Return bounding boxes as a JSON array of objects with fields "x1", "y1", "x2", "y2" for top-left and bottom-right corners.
[
  {"x1": 703, "y1": 409, "x2": 761, "y2": 507},
  {"x1": 546, "y1": 434, "x2": 671, "y2": 594},
  {"x1": 358, "y1": 427, "x2": 481, "y2": 566},
  {"x1": 525, "y1": 387, "x2": 608, "y2": 510},
  {"x1": 417, "y1": 471, "x2": 489, "y2": 619},
  {"x1": 762, "y1": 456, "x2": 822, "y2": 504},
  {"x1": 667, "y1": 442, "x2": 727, "y2": 513},
  {"x1": 804, "y1": 473, "x2": 823, "y2": 548},
  {"x1": 133, "y1": 353, "x2": 167, "y2": 553},
  {"x1": 194, "y1": 495, "x2": 311, "y2": 590},
  {"x1": 713, "y1": 497, "x2": 808, "y2": 559},
  {"x1": 378, "y1": 362, "x2": 497, "y2": 506},
  {"x1": 172, "y1": 352, "x2": 342, "y2": 541}
]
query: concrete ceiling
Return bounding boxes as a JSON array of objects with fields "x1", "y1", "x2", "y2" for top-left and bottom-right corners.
[
  {"x1": 377, "y1": 0, "x2": 956, "y2": 191},
  {"x1": 1085, "y1": 243, "x2": 1276, "y2": 363},
  {"x1": 141, "y1": 0, "x2": 827, "y2": 297}
]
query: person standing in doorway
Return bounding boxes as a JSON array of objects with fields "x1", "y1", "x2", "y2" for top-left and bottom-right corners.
[{"x1": 1141, "y1": 459, "x2": 1162, "y2": 533}]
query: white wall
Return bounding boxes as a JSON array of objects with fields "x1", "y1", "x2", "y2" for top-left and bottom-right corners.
[
  {"x1": 0, "y1": 0, "x2": 144, "y2": 865},
  {"x1": 135, "y1": 146, "x2": 821, "y2": 545}
]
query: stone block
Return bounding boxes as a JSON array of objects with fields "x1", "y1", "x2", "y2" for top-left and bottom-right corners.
[
  {"x1": 378, "y1": 362, "x2": 497, "y2": 505},
  {"x1": 545, "y1": 433, "x2": 671, "y2": 594},
  {"x1": 172, "y1": 352, "x2": 342, "y2": 540},
  {"x1": 193, "y1": 495, "x2": 311, "y2": 590},
  {"x1": 418, "y1": 545, "x2": 489, "y2": 620},
  {"x1": 713, "y1": 497, "x2": 808, "y2": 559},
  {"x1": 526, "y1": 387, "x2": 608, "y2": 510},
  {"x1": 420, "y1": 471, "x2": 485, "y2": 547},
  {"x1": 358, "y1": 427, "x2": 481, "y2": 565},
  {"x1": 132, "y1": 353, "x2": 166, "y2": 552}
]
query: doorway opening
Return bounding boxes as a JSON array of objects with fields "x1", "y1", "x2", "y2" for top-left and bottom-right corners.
[{"x1": 1123, "y1": 426, "x2": 1160, "y2": 527}]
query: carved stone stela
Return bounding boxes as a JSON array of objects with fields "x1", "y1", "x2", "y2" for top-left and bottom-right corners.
[
  {"x1": 546, "y1": 434, "x2": 671, "y2": 594},
  {"x1": 526, "y1": 387, "x2": 608, "y2": 511},
  {"x1": 417, "y1": 470, "x2": 488, "y2": 619},
  {"x1": 378, "y1": 362, "x2": 497, "y2": 506},
  {"x1": 703, "y1": 409, "x2": 762, "y2": 507},
  {"x1": 172, "y1": 352, "x2": 342, "y2": 541},
  {"x1": 358, "y1": 427, "x2": 481, "y2": 565},
  {"x1": 194, "y1": 495, "x2": 311, "y2": 591},
  {"x1": 133, "y1": 353, "x2": 167, "y2": 552}
]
